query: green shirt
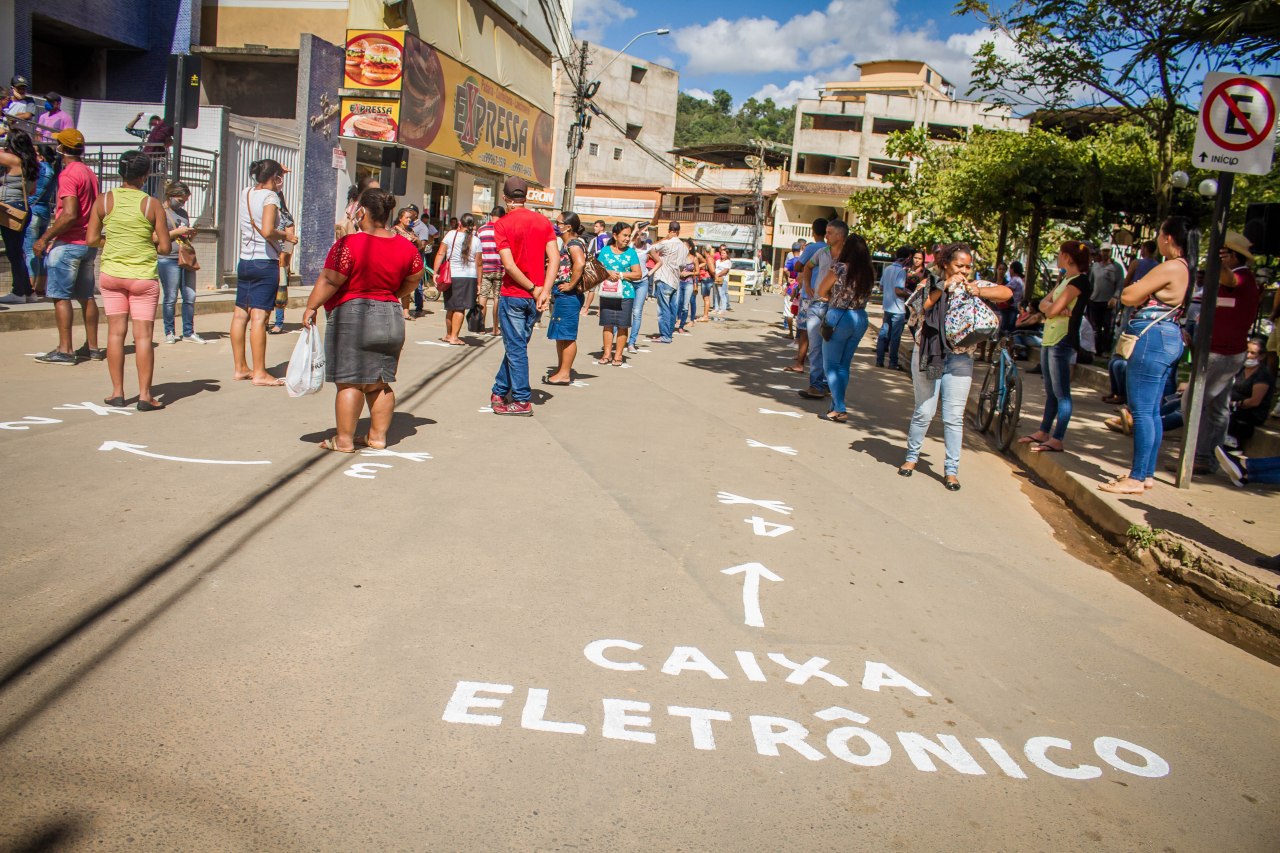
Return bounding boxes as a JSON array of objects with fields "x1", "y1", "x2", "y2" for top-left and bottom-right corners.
[{"x1": 100, "y1": 187, "x2": 159, "y2": 280}]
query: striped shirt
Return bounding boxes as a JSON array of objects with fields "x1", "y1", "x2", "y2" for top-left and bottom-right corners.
[{"x1": 478, "y1": 222, "x2": 501, "y2": 274}]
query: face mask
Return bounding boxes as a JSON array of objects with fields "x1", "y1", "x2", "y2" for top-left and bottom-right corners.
[
  {"x1": 1245, "y1": 358, "x2": 1260, "y2": 368},
  {"x1": 553, "y1": 223, "x2": 563, "y2": 236},
  {"x1": 44, "y1": 101, "x2": 53, "y2": 111}
]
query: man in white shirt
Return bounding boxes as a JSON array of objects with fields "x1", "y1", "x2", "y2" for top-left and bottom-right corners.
[
  {"x1": 647, "y1": 221, "x2": 689, "y2": 343},
  {"x1": 875, "y1": 246, "x2": 913, "y2": 369}
]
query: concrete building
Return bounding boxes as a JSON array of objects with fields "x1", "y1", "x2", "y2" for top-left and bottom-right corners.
[
  {"x1": 552, "y1": 42, "x2": 678, "y2": 226},
  {"x1": 658, "y1": 144, "x2": 787, "y2": 254},
  {"x1": 772, "y1": 59, "x2": 1030, "y2": 254}
]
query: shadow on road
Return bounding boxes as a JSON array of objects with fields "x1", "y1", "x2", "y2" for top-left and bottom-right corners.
[
  {"x1": 152, "y1": 378, "x2": 221, "y2": 405},
  {"x1": 298, "y1": 412, "x2": 437, "y2": 447}
]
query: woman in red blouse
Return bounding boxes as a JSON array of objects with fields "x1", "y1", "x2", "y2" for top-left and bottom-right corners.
[{"x1": 303, "y1": 189, "x2": 424, "y2": 452}]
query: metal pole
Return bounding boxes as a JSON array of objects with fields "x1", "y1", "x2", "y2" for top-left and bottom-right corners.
[
  {"x1": 1176, "y1": 170, "x2": 1234, "y2": 488},
  {"x1": 749, "y1": 138, "x2": 764, "y2": 267},
  {"x1": 170, "y1": 54, "x2": 185, "y2": 184}
]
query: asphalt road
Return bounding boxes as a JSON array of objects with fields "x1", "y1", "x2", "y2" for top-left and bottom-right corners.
[{"x1": 1, "y1": 297, "x2": 1277, "y2": 851}]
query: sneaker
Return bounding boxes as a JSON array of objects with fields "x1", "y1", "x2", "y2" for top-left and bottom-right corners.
[
  {"x1": 499, "y1": 400, "x2": 533, "y2": 416},
  {"x1": 183, "y1": 333, "x2": 207, "y2": 345},
  {"x1": 1214, "y1": 446, "x2": 1247, "y2": 488},
  {"x1": 34, "y1": 350, "x2": 76, "y2": 365},
  {"x1": 799, "y1": 386, "x2": 829, "y2": 399},
  {"x1": 25, "y1": 294, "x2": 41, "y2": 303},
  {"x1": 0, "y1": 292, "x2": 25, "y2": 304},
  {"x1": 74, "y1": 344, "x2": 106, "y2": 361},
  {"x1": 165, "y1": 333, "x2": 179, "y2": 344},
  {"x1": 627, "y1": 343, "x2": 638, "y2": 354},
  {"x1": 490, "y1": 392, "x2": 505, "y2": 408}
]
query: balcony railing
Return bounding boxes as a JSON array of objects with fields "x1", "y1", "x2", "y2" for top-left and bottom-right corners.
[{"x1": 658, "y1": 208, "x2": 757, "y2": 225}]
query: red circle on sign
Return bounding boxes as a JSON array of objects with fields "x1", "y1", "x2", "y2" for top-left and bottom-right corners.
[{"x1": 1204, "y1": 77, "x2": 1275, "y2": 152}]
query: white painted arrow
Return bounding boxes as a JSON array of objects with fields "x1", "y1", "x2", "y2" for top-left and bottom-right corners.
[
  {"x1": 98, "y1": 441, "x2": 270, "y2": 465},
  {"x1": 758, "y1": 408, "x2": 803, "y2": 418},
  {"x1": 361, "y1": 448, "x2": 432, "y2": 462},
  {"x1": 721, "y1": 562, "x2": 783, "y2": 628},
  {"x1": 416, "y1": 340, "x2": 452, "y2": 347},
  {"x1": 715, "y1": 492, "x2": 793, "y2": 515}
]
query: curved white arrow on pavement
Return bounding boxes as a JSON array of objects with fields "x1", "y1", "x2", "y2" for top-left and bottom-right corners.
[
  {"x1": 721, "y1": 562, "x2": 783, "y2": 628},
  {"x1": 98, "y1": 441, "x2": 270, "y2": 465}
]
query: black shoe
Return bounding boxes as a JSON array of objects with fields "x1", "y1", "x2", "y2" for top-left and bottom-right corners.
[
  {"x1": 897, "y1": 466, "x2": 914, "y2": 478},
  {"x1": 34, "y1": 350, "x2": 76, "y2": 365},
  {"x1": 137, "y1": 399, "x2": 167, "y2": 412},
  {"x1": 944, "y1": 478, "x2": 962, "y2": 492},
  {"x1": 74, "y1": 344, "x2": 106, "y2": 361}
]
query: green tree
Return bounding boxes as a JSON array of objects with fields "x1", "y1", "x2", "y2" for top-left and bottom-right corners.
[
  {"x1": 675, "y1": 91, "x2": 795, "y2": 147},
  {"x1": 958, "y1": 0, "x2": 1258, "y2": 221}
]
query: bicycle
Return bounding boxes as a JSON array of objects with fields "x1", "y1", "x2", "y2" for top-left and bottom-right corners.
[{"x1": 973, "y1": 333, "x2": 1023, "y2": 452}]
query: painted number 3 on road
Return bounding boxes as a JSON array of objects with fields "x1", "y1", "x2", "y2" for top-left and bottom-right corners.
[{"x1": 1193, "y1": 72, "x2": 1279, "y2": 175}]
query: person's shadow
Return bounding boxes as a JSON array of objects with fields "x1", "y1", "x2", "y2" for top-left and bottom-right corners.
[
  {"x1": 151, "y1": 378, "x2": 220, "y2": 405},
  {"x1": 299, "y1": 413, "x2": 436, "y2": 447}
]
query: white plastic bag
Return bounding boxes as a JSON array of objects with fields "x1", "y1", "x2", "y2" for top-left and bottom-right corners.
[{"x1": 286, "y1": 326, "x2": 325, "y2": 397}]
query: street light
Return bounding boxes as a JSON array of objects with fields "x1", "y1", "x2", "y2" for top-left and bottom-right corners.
[{"x1": 563, "y1": 28, "x2": 671, "y2": 210}]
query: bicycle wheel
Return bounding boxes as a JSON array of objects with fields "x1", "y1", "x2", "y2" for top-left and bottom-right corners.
[
  {"x1": 974, "y1": 366, "x2": 997, "y2": 433},
  {"x1": 995, "y1": 368, "x2": 1023, "y2": 452}
]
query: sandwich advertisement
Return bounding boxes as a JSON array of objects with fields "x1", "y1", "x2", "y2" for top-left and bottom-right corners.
[
  {"x1": 344, "y1": 30, "x2": 405, "y2": 90},
  {"x1": 342, "y1": 29, "x2": 553, "y2": 186}
]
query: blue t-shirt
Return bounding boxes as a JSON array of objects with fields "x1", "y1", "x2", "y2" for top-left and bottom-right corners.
[
  {"x1": 880, "y1": 262, "x2": 907, "y2": 314},
  {"x1": 796, "y1": 241, "x2": 826, "y2": 300},
  {"x1": 28, "y1": 161, "x2": 55, "y2": 219},
  {"x1": 598, "y1": 245, "x2": 639, "y2": 299}
]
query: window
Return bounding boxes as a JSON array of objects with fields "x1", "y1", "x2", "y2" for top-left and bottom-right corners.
[
  {"x1": 613, "y1": 148, "x2": 623, "y2": 160},
  {"x1": 625, "y1": 123, "x2": 642, "y2": 140},
  {"x1": 589, "y1": 143, "x2": 599, "y2": 156},
  {"x1": 713, "y1": 196, "x2": 731, "y2": 214},
  {"x1": 630, "y1": 65, "x2": 647, "y2": 84}
]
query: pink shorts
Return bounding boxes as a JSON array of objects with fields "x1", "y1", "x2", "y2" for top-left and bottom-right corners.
[{"x1": 99, "y1": 274, "x2": 160, "y2": 317}]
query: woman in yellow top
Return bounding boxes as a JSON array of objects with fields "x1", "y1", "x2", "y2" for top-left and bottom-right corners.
[{"x1": 86, "y1": 150, "x2": 171, "y2": 411}]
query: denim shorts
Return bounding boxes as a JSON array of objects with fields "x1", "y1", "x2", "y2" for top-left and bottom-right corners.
[
  {"x1": 45, "y1": 243, "x2": 98, "y2": 301},
  {"x1": 236, "y1": 258, "x2": 279, "y2": 311}
]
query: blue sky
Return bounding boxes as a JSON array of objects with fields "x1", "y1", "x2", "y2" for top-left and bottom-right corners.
[{"x1": 574, "y1": 0, "x2": 998, "y2": 107}]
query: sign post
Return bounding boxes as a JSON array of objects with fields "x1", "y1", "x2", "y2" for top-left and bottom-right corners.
[{"x1": 1177, "y1": 72, "x2": 1277, "y2": 488}]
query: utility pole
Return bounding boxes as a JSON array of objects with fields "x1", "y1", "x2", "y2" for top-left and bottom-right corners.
[
  {"x1": 747, "y1": 138, "x2": 766, "y2": 269},
  {"x1": 562, "y1": 40, "x2": 590, "y2": 211}
]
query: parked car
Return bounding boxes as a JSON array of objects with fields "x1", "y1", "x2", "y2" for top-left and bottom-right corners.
[{"x1": 728, "y1": 259, "x2": 767, "y2": 295}]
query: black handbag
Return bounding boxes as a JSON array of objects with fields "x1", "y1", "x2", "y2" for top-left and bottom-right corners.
[{"x1": 466, "y1": 303, "x2": 485, "y2": 334}]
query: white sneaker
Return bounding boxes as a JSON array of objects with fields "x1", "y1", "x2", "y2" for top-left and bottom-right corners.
[
  {"x1": 165, "y1": 333, "x2": 179, "y2": 344},
  {"x1": 25, "y1": 294, "x2": 41, "y2": 303},
  {"x1": 183, "y1": 333, "x2": 207, "y2": 344},
  {"x1": 627, "y1": 343, "x2": 638, "y2": 354}
]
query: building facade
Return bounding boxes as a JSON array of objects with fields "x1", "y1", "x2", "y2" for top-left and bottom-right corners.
[
  {"x1": 773, "y1": 60, "x2": 1030, "y2": 253},
  {"x1": 657, "y1": 144, "x2": 786, "y2": 254}
]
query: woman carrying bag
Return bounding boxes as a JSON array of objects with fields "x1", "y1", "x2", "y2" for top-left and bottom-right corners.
[
  {"x1": 158, "y1": 180, "x2": 206, "y2": 344},
  {"x1": 0, "y1": 129, "x2": 38, "y2": 304},
  {"x1": 433, "y1": 213, "x2": 481, "y2": 345},
  {"x1": 544, "y1": 212, "x2": 589, "y2": 385}
]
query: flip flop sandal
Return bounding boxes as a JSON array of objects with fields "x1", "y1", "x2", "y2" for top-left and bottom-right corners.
[
  {"x1": 611, "y1": 359, "x2": 624, "y2": 366},
  {"x1": 542, "y1": 376, "x2": 572, "y2": 386},
  {"x1": 104, "y1": 396, "x2": 126, "y2": 407},
  {"x1": 353, "y1": 435, "x2": 386, "y2": 449},
  {"x1": 1097, "y1": 478, "x2": 1144, "y2": 494},
  {"x1": 1030, "y1": 443, "x2": 1063, "y2": 453},
  {"x1": 1016, "y1": 435, "x2": 1047, "y2": 445},
  {"x1": 319, "y1": 438, "x2": 355, "y2": 454},
  {"x1": 824, "y1": 412, "x2": 848, "y2": 423}
]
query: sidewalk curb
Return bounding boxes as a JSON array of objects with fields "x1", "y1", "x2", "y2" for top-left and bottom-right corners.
[
  {"x1": 862, "y1": 310, "x2": 1280, "y2": 636},
  {"x1": 0, "y1": 289, "x2": 312, "y2": 333}
]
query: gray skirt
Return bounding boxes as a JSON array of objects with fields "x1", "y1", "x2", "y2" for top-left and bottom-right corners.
[
  {"x1": 324, "y1": 298, "x2": 405, "y2": 384},
  {"x1": 598, "y1": 296, "x2": 633, "y2": 328}
]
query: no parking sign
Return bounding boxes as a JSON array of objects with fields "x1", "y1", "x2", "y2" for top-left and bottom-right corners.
[{"x1": 1193, "y1": 72, "x2": 1278, "y2": 174}]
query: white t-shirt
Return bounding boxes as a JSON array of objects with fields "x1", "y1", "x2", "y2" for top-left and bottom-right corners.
[
  {"x1": 650, "y1": 236, "x2": 689, "y2": 286},
  {"x1": 239, "y1": 188, "x2": 281, "y2": 261},
  {"x1": 441, "y1": 229, "x2": 482, "y2": 277}
]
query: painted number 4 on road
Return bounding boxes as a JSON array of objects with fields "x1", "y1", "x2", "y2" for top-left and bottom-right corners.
[{"x1": 1192, "y1": 72, "x2": 1279, "y2": 175}]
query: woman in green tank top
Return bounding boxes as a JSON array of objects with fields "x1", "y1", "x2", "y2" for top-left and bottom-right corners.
[{"x1": 86, "y1": 150, "x2": 171, "y2": 411}]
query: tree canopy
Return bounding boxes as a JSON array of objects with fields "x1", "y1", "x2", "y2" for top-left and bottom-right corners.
[{"x1": 675, "y1": 90, "x2": 795, "y2": 147}]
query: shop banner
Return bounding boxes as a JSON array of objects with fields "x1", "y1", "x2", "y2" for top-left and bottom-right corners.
[
  {"x1": 344, "y1": 30, "x2": 405, "y2": 91},
  {"x1": 339, "y1": 97, "x2": 400, "y2": 142},
  {"x1": 526, "y1": 186, "x2": 558, "y2": 207},
  {"x1": 398, "y1": 34, "x2": 554, "y2": 186},
  {"x1": 693, "y1": 222, "x2": 754, "y2": 245}
]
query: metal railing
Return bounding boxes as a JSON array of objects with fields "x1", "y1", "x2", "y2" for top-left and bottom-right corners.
[{"x1": 658, "y1": 208, "x2": 757, "y2": 225}]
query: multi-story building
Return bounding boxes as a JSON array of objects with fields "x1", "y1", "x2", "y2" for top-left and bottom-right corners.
[
  {"x1": 657, "y1": 144, "x2": 787, "y2": 254},
  {"x1": 772, "y1": 59, "x2": 1029, "y2": 256},
  {"x1": 552, "y1": 42, "x2": 679, "y2": 227}
]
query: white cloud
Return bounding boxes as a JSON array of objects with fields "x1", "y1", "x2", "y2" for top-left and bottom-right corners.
[
  {"x1": 673, "y1": 1, "x2": 1019, "y2": 103},
  {"x1": 683, "y1": 88, "x2": 714, "y2": 101},
  {"x1": 574, "y1": 0, "x2": 636, "y2": 44}
]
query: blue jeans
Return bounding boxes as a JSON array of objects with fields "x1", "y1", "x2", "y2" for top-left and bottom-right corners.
[
  {"x1": 45, "y1": 243, "x2": 97, "y2": 301},
  {"x1": 1037, "y1": 342, "x2": 1077, "y2": 441},
  {"x1": 655, "y1": 281, "x2": 677, "y2": 341},
  {"x1": 23, "y1": 213, "x2": 48, "y2": 283},
  {"x1": 1245, "y1": 456, "x2": 1280, "y2": 485},
  {"x1": 822, "y1": 308, "x2": 869, "y2": 413},
  {"x1": 158, "y1": 257, "x2": 196, "y2": 337},
  {"x1": 493, "y1": 295, "x2": 537, "y2": 403},
  {"x1": 1124, "y1": 319, "x2": 1184, "y2": 481},
  {"x1": 628, "y1": 276, "x2": 650, "y2": 346},
  {"x1": 1, "y1": 214, "x2": 31, "y2": 296},
  {"x1": 677, "y1": 280, "x2": 693, "y2": 329},
  {"x1": 905, "y1": 350, "x2": 974, "y2": 476},
  {"x1": 875, "y1": 311, "x2": 906, "y2": 367},
  {"x1": 805, "y1": 301, "x2": 829, "y2": 390},
  {"x1": 714, "y1": 282, "x2": 729, "y2": 312}
]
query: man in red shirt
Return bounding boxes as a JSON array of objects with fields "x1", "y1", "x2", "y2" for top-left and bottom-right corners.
[
  {"x1": 32, "y1": 129, "x2": 102, "y2": 365},
  {"x1": 1186, "y1": 230, "x2": 1261, "y2": 473},
  {"x1": 490, "y1": 176, "x2": 557, "y2": 416}
]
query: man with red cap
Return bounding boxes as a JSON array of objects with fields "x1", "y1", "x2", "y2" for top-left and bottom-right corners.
[{"x1": 490, "y1": 176, "x2": 557, "y2": 415}]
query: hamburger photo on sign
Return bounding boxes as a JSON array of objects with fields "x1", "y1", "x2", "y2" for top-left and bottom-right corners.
[
  {"x1": 340, "y1": 99, "x2": 400, "y2": 142},
  {"x1": 344, "y1": 32, "x2": 403, "y2": 88}
]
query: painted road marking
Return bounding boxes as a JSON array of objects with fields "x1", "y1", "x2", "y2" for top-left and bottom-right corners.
[
  {"x1": 766, "y1": 384, "x2": 794, "y2": 391},
  {"x1": 478, "y1": 406, "x2": 494, "y2": 413},
  {"x1": 417, "y1": 340, "x2": 452, "y2": 347},
  {"x1": 758, "y1": 408, "x2": 803, "y2": 418},
  {"x1": 746, "y1": 516, "x2": 793, "y2": 538},
  {"x1": 54, "y1": 402, "x2": 134, "y2": 417},
  {"x1": 0, "y1": 416, "x2": 62, "y2": 431},
  {"x1": 716, "y1": 492, "x2": 792, "y2": 515},
  {"x1": 361, "y1": 448, "x2": 433, "y2": 461},
  {"x1": 721, "y1": 562, "x2": 784, "y2": 628},
  {"x1": 98, "y1": 441, "x2": 271, "y2": 465},
  {"x1": 343, "y1": 462, "x2": 392, "y2": 479},
  {"x1": 571, "y1": 380, "x2": 589, "y2": 387},
  {"x1": 746, "y1": 439, "x2": 798, "y2": 455}
]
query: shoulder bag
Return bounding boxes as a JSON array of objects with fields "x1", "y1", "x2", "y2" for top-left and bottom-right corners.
[
  {"x1": 436, "y1": 233, "x2": 454, "y2": 292},
  {"x1": 0, "y1": 170, "x2": 29, "y2": 230},
  {"x1": 1114, "y1": 307, "x2": 1177, "y2": 360},
  {"x1": 943, "y1": 284, "x2": 999, "y2": 348}
]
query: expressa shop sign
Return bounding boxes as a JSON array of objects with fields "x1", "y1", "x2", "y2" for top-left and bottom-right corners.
[{"x1": 454, "y1": 77, "x2": 528, "y2": 162}]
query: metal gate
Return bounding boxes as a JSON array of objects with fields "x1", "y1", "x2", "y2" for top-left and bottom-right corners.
[{"x1": 222, "y1": 118, "x2": 303, "y2": 280}]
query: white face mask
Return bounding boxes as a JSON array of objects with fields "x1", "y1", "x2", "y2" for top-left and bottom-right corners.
[{"x1": 1245, "y1": 358, "x2": 1260, "y2": 368}]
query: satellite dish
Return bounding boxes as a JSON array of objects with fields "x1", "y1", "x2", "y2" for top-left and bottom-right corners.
[{"x1": 744, "y1": 155, "x2": 763, "y2": 168}]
